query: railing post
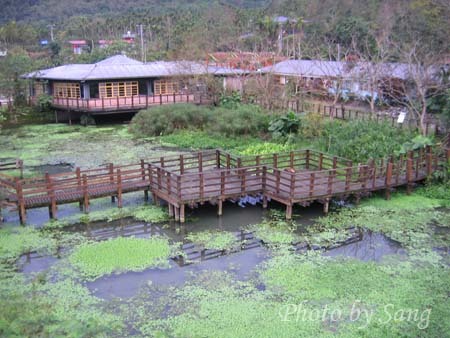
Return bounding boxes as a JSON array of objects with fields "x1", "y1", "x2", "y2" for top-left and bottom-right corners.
[
  {"x1": 198, "y1": 152, "x2": 203, "y2": 172},
  {"x1": 327, "y1": 169, "x2": 335, "y2": 195},
  {"x1": 179, "y1": 155, "x2": 184, "y2": 174},
  {"x1": 82, "y1": 174, "x2": 89, "y2": 213},
  {"x1": 426, "y1": 146, "x2": 432, "y2": 177},
  {"x1": 290, "y1": 172, "x2": 296, "y2": 199},
  {"x1": 226, "y1": 154, "x2": 231, "y2": 169},
  {"x1": 15, "y1": 178, "x2": 26, "y2": 224},
  {"x1": 318, "y1": 153, "x2": 323, "y2": 170},
  {"x1": 289, "y1": 151, "x2": 294, "y2": 168},
  {"x1": 45, "y1": 172, "x2": 57, "y2": 220},
  {"x1": 345, "y1": 167, "x2": 352, "y2": 192},
  {"x1": 241, "y1": 168, "x2": 246, "y2": 195},
  {"x1": 216, "y1": 149, "x2": 220, "y2": 169},
  {"x1": 199, "y1": 172, "x2": 204, "y2": 200},
  {"x1": 305, "y1": 150, "x2": 310, "y2": 170},
  {"x1": 117, "y1": 169, "x2": 122, "y2": 208},
  {"x1": 167, "y1": 172, "x2": 172, "y2": 196},
  {"x1": 177, "y1": 175, "x2": 181, "y2": 201},
  {"x1": 273, "y1": 153, "x2": 278, "y2": 168},
  {"x1": 309, "y1": 172, "x2": 315, "y2": 197},
  {"x1": 140, "y1": 159, "x2": 146, "y2": 180},
  {"x1": 18, "y1": 159, "x2": 23, "y2": 179},
  {"x1": 385, "y1": 162, "x2": 393, "y2": 200},
  {"x1": 220, "y1": 171, "x2": 225, "y2": 196},
  {"x1": 406, "y1": 153, "x2": 413, "y2": 195}
]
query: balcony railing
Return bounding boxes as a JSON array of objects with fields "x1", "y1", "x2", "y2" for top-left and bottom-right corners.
[{"x1": 51, "y1": 93, "x2": 199, "y2": 112}]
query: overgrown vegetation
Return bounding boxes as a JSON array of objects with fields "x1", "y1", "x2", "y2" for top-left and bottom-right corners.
[
  {"x1": 186, "y1": 230, "x2": 238, "y2": 251},
  {"x1": 69, "y1": 236, "x2": 172, "y2": 280},
  {"x1": 130, "y1": 103, "x2": 269, "y2": 138}
]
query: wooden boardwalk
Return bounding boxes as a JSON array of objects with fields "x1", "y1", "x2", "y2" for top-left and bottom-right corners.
[{"x1": 0, "y1": 147, "x2": 447, "y2": 224}]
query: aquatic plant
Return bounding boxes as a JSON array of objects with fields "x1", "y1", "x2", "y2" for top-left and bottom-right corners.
[
  {"x1": 249, "y1": 219, "x2": 298, "y2": 246},
  {"x1": 69, "y1": 236, "x2": 172, "y2": 280},
  {"x1": 43, "y1": 204, "x2": 168, "y2": 229},
  {"x1": 260, "y1": 253, "x2": 450, "y2": 337},
  {"x1": 0, "y1": 227, "x2": 57, "y2": 263},
  {"x1": 186, "y1": 230, "x2": 238, "y2": 251}
]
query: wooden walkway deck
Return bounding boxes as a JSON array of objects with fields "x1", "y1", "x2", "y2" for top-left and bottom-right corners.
[{"x1": 0, "y1": 147, "x2": 447, "y2": 224}]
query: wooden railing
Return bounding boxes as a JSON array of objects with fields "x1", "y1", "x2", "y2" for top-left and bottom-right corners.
[
  {"x1": 2, "y1": 146, "x2": 447, "y2": 224},
  {"x1": 51, "y1": 93, "x2": 199, "y2": 112},
  {"x1": 247, "y1": 96, "x2": 445, "y2": 136},
  {"x1": 0, "y1": 159, "x2": 23, "y2": 177}
]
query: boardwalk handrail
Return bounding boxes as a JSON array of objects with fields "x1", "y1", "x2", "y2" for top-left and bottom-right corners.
[{"x1": 4, "y1": 145, "x2": 448, "y2": 224}]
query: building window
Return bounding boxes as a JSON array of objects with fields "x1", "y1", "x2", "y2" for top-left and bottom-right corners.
[
  {"x1": 53, "y1": 82, "x2": 80, "y2": 98},
  {"x1": 98, "y1": 81, "x2": 138, "y2": 98},
  {"x1": 154, "y1": 79, "x2": 179, "y2": 95}
]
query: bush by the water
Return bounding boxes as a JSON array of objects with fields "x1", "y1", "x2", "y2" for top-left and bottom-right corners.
[
  {"x1": 316, "y1": 120, "x2": 416, "y2": 163},
  {"x1": 129, "y1": 103, "x2": 268, "y2": 138},
  {"x1": 129, "y1": 104, "x2": 212, "y2": 136}
]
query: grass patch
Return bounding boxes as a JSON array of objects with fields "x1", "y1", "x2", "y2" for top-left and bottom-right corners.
[
  {"x1": 360, "y1": 192, "x2": 446, "y2": 210},
  {"x1": 261, "y1": 253, "x2": 450, "y2": 337},
  {"x1": 160, "y1": 130, "x2": 260, "y2": 151},
  {"x1": 0, "y1": 227, "x2": 57, "y2": 263},
  {"x1": 186, "y1": 230, "x2": 238, "y2": 251},
  {"x1": 44, "y1": 204, "x2": 168, "y2": 229},
  {"x1": 69, "y1": 236, "x2": 172, "y2": 280}
]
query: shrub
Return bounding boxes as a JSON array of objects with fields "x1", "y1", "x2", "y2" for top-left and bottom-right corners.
[
  {"x1": 129, "y1": 104, "x2": 212, "y2": 136},
  {"x1": 300, "y1": 112, "x2": 326, "y2": 139},
  {"x1": 268, "y1": 111, "x2": 301, "y2": 140},
  {"x1": 317, "y1": 120, "x2": 416, "y2": 163},
  {"x1": 210, "y1": 104, "x2": 269, "y2": 137}
]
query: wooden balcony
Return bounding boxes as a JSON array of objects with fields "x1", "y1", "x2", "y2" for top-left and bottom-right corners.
[{"x1": 51, "y1": 93, "x2": 200, "y2": 113}]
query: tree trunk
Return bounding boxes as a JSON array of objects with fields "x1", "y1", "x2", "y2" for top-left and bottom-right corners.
[{"x1": 420, "y1": 98, "x2": 427, "y2": 136}]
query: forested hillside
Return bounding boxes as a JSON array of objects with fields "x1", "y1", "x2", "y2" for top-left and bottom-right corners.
[{"x1": 0, "y1": 0, "x2": 270, "y2": 23}]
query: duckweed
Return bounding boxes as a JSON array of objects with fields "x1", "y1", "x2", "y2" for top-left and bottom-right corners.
[
  {"x1": 186, "y1": 230, "x2": 238, "y2": 251},
  {"x1": 69, "y1": 236, "x2": 172, "y2": 280}
]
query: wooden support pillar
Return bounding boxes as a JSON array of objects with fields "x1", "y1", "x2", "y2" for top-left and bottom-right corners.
[
  {"x1": 218, "y1": 199, "x2": 223, "y2": 216},
  {"x1": 179, "y1": 204, "x2": 185, "y2": 223},
  {"x1": 144, "y1": 190, "x2": 149, "y2": 201},
  {"x1": 153, "y1": 193, "x2": 160, "y2": 206},
  {"x1": 174, "y1": 206, "x2": 180, "y2": 221},
  {"x1": 286, "y1": 204, "x2": 293, "y2": 220},
  {"x1": 323, "y1": 199, "x2": 330, "y2": 214},
  {"x1": 262, "y1": 195, "x2": 268, "y2": 209},
  {"x1": 168, "y1": 204, "x2": 174, "y2": 217}
]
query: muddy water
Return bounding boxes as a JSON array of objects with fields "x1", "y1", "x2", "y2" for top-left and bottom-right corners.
[
  {"x1": 16, "y1": 197, "x2": 409, "y2": 301},
  {"x1": 324, "y1": 231, "x2": 405, "y2": 262}
]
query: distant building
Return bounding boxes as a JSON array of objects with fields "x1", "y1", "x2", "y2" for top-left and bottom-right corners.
[
  {"x1": 122, "y1": 31, "x2": 135, "y2": 44},
  {"x1": 98, "y1": 40, "x2": 113, "y2": 49},
  {"x1": 68, "y1": 40, "x2": 88, "y2": 54},
  {"x1": 207, "y1": 52, "x2": 287, "y2": 71},
  {"x1": 260, "y1": 59, "x2": 411, "y2": 101},
  {"x1": 23, "y1": 54, "x2": 247, "y2": 117}
]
